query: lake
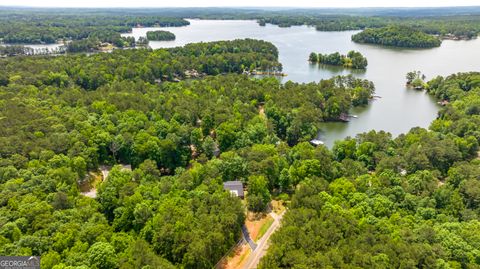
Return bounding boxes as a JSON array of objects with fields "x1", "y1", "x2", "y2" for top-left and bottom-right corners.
[{"x1": 123, "y1": 19, "x2": 480, "y2": 147}]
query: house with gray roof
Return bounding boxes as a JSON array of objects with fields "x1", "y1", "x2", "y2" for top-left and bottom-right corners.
[{"x1": 223, "y1": 181, "x2": 244, "y2": 199}]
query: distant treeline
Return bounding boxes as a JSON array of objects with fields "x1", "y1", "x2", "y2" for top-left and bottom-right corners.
[
  {"x1": 351, "y1": 25, "x2": 442, "y2": 48},
  {"x1": 256, "y1": 15, "x2": 480, "y2": 39},
  {"x1": 0, "y1": 13, "x2": 188, "y2": 44},
  {"x1": 309, "y1": 51, "x2": 368, "y2": 69},
  {"x1": 1, "y1": 8, "x2": 479, "y2": 46}
]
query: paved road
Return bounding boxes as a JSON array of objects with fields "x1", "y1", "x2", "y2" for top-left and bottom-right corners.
[
  {"x1": 243, "y1": 211, "x2": 285, "y2": 269},
  {"x1": 242, "y1": 225, "x2": 257, "y2": 250}
]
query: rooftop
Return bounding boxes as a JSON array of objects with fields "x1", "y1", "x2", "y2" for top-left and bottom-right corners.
[{"x1": 223, "y1": 181, "x2": 244, "y2": 198}]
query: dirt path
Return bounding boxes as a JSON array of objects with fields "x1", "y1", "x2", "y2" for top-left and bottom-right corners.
[
  {"x1": 80, "y1": 165, "x2": 111, "y2": 198},
  {"x1": 242, "y1": 211, "x2": 285, "y2": 269},
  {"x1": 80, "y1": 165, "x2": 131, "y2": 198},
  {"x1": 79, "y1": 171, "x2": 103, "y2": 198}
]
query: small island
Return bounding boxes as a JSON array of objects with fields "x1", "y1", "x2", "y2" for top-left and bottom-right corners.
[
  {"x1": 406, "y1": 70, "x2": 427, "y2": 90},
  {"x1": 309, "y1": 50, "x2": 368, "y2": 69},
  {"x1": 146, "y1": 30, "x2": 176, "y2": 41},
  {"x1": 351, "y1": 25, "x2": 441, "y2": 48}
]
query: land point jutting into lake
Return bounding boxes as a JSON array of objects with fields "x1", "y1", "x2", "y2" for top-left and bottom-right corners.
[{"x1": 1, "y1": 4, "x2": 480, "y2": 269}]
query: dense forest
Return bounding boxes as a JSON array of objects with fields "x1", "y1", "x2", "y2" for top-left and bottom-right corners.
[
  {"x1": 351, "y1": 25, "x2": 442, "y2": 48},
  {"x1": 146, "y1": 30, "x2": 176, "y2": 41},
  {"x1": 0, "y1": 12, "x2": 188, "y2": 44},
  {"x1": 0, "y1": 39, "x2": 377, "y2": 268},
  {"x1": 1, "y1": 6, "x2": 480, "y2": 269},
  {"x1": 31, "y1": 38, "x2": 281, "y2": 85},
  {"x1": 258, "y1": 72, "x2": 480, "y2": 268},
  {"x1": 149, "y1": 7, "x2": 480, "y2": 38},
  {"x1": 309, "y1": 51, "x2": 368, "y2": 69},
  {"x1": 0, "y1": 11, "x2": 189, "y2": 53},
  {"x1": 257, "y1": 15, "x2": 480, "y2": 39}
]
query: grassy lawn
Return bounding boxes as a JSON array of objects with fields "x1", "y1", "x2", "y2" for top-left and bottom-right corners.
[
  {"x1": 236, "y1": 247, "x2": 251, "y2": 267},
  {"x1": 256, "y1": 217, "x2": 274, "y2": 242},
  {"x1": 246, "y1": 213, "x2": 274, "y2": 242}
]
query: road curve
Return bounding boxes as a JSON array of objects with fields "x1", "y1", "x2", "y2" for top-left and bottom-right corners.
[
  {"x1": 242, "y1": 211, "x2": 285, "y2": 269},
  {"x1": 242, "y1": 225, "x2": 258, "y2": 250}
]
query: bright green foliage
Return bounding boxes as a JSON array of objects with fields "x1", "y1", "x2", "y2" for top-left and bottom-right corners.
[
  {"x1": 0, "y1": 39, "x2": 307, "y2": 268},
  {"x1": 118, "y1": 239, "x2": 175, "y2": 269},
  {"x1": 88, "y1": 242, "x2": 118, "y2": 269},
  {"x1": 258, "y1": 73, "x2": 480, "y2": 269},
  {"x1": 0, "y1": 40, "x2": 280, "y2": 269},
  {"x1": 2, "y1": 38, "x2": 281, "y2": 89},
  {"x1": 247, "y1": 175, "x2": 271, "y2": 212},
  {"x1": 428, "y1": 72, "x2": 480, "y2": 141},
  {"x1": 1, "y1": 10, "x2": 480, "y2": 268}
]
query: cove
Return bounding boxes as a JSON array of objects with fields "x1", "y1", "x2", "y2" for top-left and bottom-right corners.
[{"x1": 123, "y1": 19, "x2": 480, "y2": 147}]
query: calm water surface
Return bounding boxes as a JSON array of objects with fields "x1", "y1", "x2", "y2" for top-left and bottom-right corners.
[{"x1": 123, "y1": 19, "x2": 480, "y2": 147}]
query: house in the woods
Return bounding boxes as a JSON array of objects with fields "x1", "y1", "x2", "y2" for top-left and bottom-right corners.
[{"x1": 223, "y1": 181, "x2": 244, "y2": 199}]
